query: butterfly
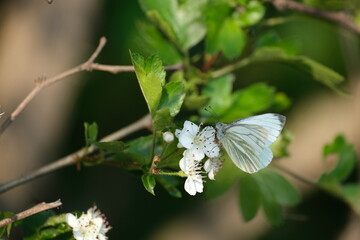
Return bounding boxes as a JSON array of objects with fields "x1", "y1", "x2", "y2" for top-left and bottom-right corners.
[{"x1": 215, "y1": 113, "x2": 286, "y2": 174}]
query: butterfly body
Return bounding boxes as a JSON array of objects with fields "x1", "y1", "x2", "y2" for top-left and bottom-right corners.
[{"x1": 215, "y1": 113, "x2": 286, "y2": 173}]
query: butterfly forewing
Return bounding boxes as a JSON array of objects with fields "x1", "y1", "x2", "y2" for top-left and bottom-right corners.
[{"x1": 216, "y1": 113, "x2": 286, "y2": 173}]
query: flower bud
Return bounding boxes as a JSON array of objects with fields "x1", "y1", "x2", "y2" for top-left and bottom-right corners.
[{"x1": 162, "y1": 131, "x2": 174, "y2": 143}]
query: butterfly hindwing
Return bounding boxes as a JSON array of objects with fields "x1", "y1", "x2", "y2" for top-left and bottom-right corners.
[{"x1": 217, "y1": 113, "x2": 285, "y2": 173}]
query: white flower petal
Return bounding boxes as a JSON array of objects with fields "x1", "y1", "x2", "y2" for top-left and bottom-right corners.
[
  {"x1": 175, "y1": 129, "x2": 181, "y2": 138},
  {"x1": 190, "y1": 147, "x2": 205, "y2": 161},
  {"x1": 208, "y1": 170, "x2": 215, "y2": 180},
  {"x1": 179, "y1": 157, "x2": 188, "y2": 174},
  {"x1": 204, "y1": 159, "x2": 211, "y2": 172},
  {"x1": 193, "y1": 176, "x2": 204, "y2": 193},
  {"x1": 204, "y1": 143, "x2": 220, "y2": 158},
  {"x1": 66, "y1": 213, "x2": 80, "y2": 229},
  {"x1": 183, "y1": 121, "x2": 199, "y2": 136},
  {"x1": 184, "y1": 177, "x2": 197, "y2": 196}
]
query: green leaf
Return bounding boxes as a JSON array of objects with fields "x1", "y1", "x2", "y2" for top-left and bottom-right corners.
[
  {"x1": 255, "y1": 170, "x2": 300, "y2": 206},
  {"x1": 153, "y1": 108, "x2": 173, "y2": 131},
  {"x1": 139, "y1": 0, "x2": 207, "y2": 50},
  {"x1": 111, "y1": 135, "x2": 155, "y2": 167},
  {"x1": 272, "y1": 92, "x2": 292, "y2": 112},
  {"x1": 239, "y1": 174, "x2": 261, "y2": 221},
  {"x1": 205, "y1": 155, "x2": 240, "y2": 199},
  {"x1": 22, "y1": 210, "x2": 55, "y2": 240},
  {"x1": 220, "y1": 83, "x2": 275, "y2": 122},
  {"x1": 255, "y1": 31, "x2": 299, "y2": 56},
  {"x1": 200, "y1": 74, "x2": 233, "y2": 118},
  {"x1": 0, "y1": 212, "x2": 14, "y2": 238},
  {"x1": 142, "y1": 174, "x2": 156, "y2": 195},
  {"x1": 134, "y1": 21, "x2": 182, "y2": 65},
  {"x1": 237, "y1": 0, "x2": 265, "y2": 27},
  {"x1": 158, "y1": 81, "x2": 185, "y2": 117},
  {"x1": 252, "y1": 169, "x2": 300, "y2": 225},
  {"x1": 84, "y1": 122, "x2": 98, "y2": 146},
  {"x1": 342, "y1": 184, "x2": 360, "y2": 214},
  {"x1": 95, "y1": 141, "x2": 126, "y2": 153},
  {"x1": 184, "y1": 94, "x2": 209, "y2": 110},
  {"x1": 206, "y1": 11, "x2": 247, "y2": 59},
  {"x1": 237, "y1": 47, "x2": 345, "y2": 94},
  {"x1": 156, "y1": 175, "x2": 182, "y2": 198},
  {"x1": 270, "y1": 130, "x2": 293, "y2": 158},
  {"x1": 262, "y1": 197, "x2": 282, "y2": 226},
  {"x1": 318, "y1": 135, "x2": 357, "y2": 194},
  {"x1": 130, "y1": 51, "x2": 166, "y2": 114}
]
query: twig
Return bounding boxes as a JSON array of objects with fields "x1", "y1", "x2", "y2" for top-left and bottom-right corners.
[
  {"x1": 265, "y1": 0, "x2": 360, "y2": 35},
  {"x1": 0, "y1": 114, "x2": 152, "y2": 194},
  {"x1": 272, "y1": 164, "x2": 317, "y2": 187},
  {"x1": 0, "y1": 37, "x2": 181, "y2": 137},
  {"x1": 0, "y1": 199, "x2": 62, "y2": 227}
]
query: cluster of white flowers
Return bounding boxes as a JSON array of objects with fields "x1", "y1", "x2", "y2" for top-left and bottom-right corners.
[
  {"x1": 66, "y1": 206, "x2": 111, "y2": 240},
  {"x1": 172, "y1": 120, "x2": 223, "y2": 196}
]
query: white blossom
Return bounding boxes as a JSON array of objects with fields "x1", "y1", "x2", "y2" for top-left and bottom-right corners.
[
  {"x1": 204, "y1": 157, "x2": 222, "y2": 180},
  {"x1": 162, "y1": 131, "x2": 174, "y2": 143},
  {"x1": 179, "y1": 149, "x2": 204, "y2": 196},
  {"x1": 66, "y1": 206, "x2": 111, "y2": 240},
  {"x1": 176, "y1": 121, "x2": 220, "y2": 160}
]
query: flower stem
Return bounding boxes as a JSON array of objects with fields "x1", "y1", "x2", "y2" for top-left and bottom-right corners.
[{"x1": 154, "y1": 170, "x2": 187, "y2": 178}]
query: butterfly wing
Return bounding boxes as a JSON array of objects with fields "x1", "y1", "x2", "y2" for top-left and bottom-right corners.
[{"x1": 217, "y1": 113, "x2": 285, "y2": 173}]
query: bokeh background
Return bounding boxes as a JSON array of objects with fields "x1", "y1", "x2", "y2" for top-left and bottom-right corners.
[{"x1": 0, "y1": 0, "x2": 359, "y2": 239}]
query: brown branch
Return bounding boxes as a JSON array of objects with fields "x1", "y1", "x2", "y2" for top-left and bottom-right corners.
[
  {"x1": 0, "y1": 114, "x2": 152, "y2": 194},
  {"x1": 0, "y1": 199, "x2": 62, "y2": 227},
  {"x1": 0, "y1": 37, "x2": 181, "y2": 137},
  {"x1": 265, "y1": 0, "x2": 360, "y2": 35}
]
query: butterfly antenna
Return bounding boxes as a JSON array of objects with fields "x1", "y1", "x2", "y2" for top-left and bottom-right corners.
[{"x1": 204, "y1": 106, "x2": 220, "y2": 122}]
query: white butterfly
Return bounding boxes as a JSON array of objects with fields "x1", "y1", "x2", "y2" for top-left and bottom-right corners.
[{"x1": 215, "y1": 113, "x2": 286, "y2": 174}]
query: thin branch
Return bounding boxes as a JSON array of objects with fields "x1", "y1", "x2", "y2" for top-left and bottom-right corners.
[
  {"x1": 0, "y1": 114, "x2": 152, "y2": 194},
  {"x1": 0, "y1": 37, "x2": 181, "y2": 137},
  {"x1": 272, "y1": 164, "x2": 317, "y2": 187},
  {"x1": 0, "y1": 199, "x2": 62, "y2": 227},
  {"x1": 265, "y1": 0, "x2": 360, "y2": 35}
]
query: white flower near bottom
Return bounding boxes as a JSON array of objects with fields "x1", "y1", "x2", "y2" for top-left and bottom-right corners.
[
  {"x1": 204, "y1": 157, "x2": 222, "y2": 180},
  {"x1": 179, "y1": 149, "x2": 204, "y2": 196},
  {"x1": 66, "y1": 206, "x2": 111, "y2": 240}
]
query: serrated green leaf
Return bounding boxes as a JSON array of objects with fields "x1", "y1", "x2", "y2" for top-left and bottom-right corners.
[
  {"x1": 130, "y1": 51, "x2": 166, "y2": 114},
  {"x1": 239, "y1": 174, "x2": 261, "y2": 221},
  {"x1": 156, "y1": 175, "x2": 182, "y2": 198},
  {"x1": 84, "y1": 122, "x2": 98, "y2": 146},
  {"x1": 158, "y1": 81, "x2": 185, "y2": 117},
  {"x1": 237, "y1": 0, "x2": 265, "y2": 27},
  {"x1": 134, "y1": 21, "x2": 182, "y2": 65},
  {"x1": 142, "y1": 174, "x2": 156, "y2": 195},
  {"x1": 96, "y1": 141, "x2": 126, "y2": 153},
  {"x1": 139, "y1": 0, "x2": 207, "y2": 50},
  {"x1": 153, "y1": 108, "x2": 173, "y2": 131}
]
